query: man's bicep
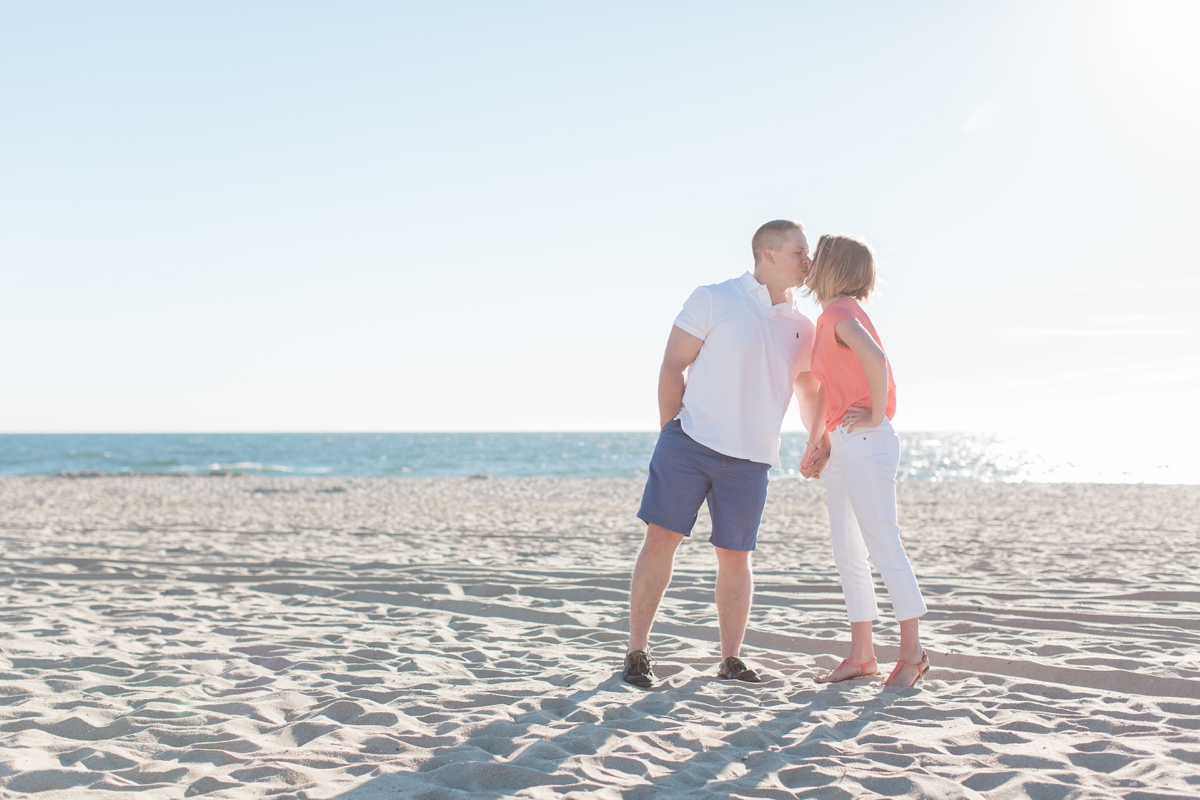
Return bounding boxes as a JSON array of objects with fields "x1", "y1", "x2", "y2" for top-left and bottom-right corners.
[
  {"x1": 793, "y1": 371, "x2": 820, "y2": 403},
  {"x1": 674, "y1": 286, "x2": 713, "y2": 340},
  {"x1": 663, "y1": 325, "x2": 704, "y2": 371}
]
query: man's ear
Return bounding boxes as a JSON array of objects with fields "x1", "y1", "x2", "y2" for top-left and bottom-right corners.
[{"x1": 763, "y1": 248, "x2": 775, "y2": 265}]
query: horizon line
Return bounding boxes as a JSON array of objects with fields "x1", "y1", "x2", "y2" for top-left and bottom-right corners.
[{"x1": 0, "y1": 429, "x2": 999, "y2": 436}]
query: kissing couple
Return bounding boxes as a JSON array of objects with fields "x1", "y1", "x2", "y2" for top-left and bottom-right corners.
[{"x1": 623, "y1": 219, "x2": 929, "y2": 690}]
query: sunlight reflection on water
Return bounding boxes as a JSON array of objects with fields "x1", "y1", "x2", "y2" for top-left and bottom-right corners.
[{"x1": 1, "y1": 432, "x2": 1194, "y2": 483}]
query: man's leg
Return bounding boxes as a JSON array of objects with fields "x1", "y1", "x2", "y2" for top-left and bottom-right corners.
[
  {"x1": 706, "y1": 456, "x2": 767, "y2": 677},
  {"x1": 628, "y1": 523, "x2": 685, "y2": 653},
  {"x1": 628, "y1": 420, "x2": 713, "y2": 686},
  {"x1": 714, "y1": 546, "x2": 753, "y2": 659}
]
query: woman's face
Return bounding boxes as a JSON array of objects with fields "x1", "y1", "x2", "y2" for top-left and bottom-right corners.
[
  {"x1": 803, "y1": 251, "x2": 821, "y2": 291},
  {"x1": 803, "y1": 238, "x2": 829, "y2": 298}
]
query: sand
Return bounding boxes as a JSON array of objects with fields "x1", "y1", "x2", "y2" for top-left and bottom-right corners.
[{"x1": 1, "y1": 476, "x2": 1198, "y2": 799}]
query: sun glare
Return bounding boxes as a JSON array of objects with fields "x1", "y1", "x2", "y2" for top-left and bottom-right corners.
[{"x1": 1104, "y1": 0, "x2": 1200, "y2": 102}]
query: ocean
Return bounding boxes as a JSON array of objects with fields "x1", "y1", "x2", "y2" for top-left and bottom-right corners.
[{"x1": 1, "y1": 432, "x2": 1190, "y2": 483}]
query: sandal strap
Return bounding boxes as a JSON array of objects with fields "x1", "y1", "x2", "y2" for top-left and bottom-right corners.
[
  {"x1": 843, "y1": 657, "x2": 877, "y2": 670},
  {"x1": 893, "y1": 651, "x2": 929, "y2": 670}
]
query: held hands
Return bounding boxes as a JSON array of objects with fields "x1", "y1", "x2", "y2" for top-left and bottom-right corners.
[
  {"x1": 799, "y1": 436, "x2": 830, "y2": 479},
  {"x1": 800, "y1": 405, "x2": 881, "y2": 481},
  {"x1": 841, "y1": 404, "x2": 881, "y2": 432}
]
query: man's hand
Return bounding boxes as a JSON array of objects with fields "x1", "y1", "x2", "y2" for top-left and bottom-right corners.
[
  {"x1": 803, "y1": 454, "x2": 829, "y2": 479},
  {"x1": 800, "y1": 438, "x2": 830, "y2": 478},
  {"x1": 800, "y1": 449, "x2": 829, "y2": 479}
]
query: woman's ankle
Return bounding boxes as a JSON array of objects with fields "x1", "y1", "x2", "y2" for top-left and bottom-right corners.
[
  {"x1": 896, "y1": 617, "x2": 922, "y2": 664},
  {"x1": 848, "y1": 621, "x2": 874, "y2": 664}
]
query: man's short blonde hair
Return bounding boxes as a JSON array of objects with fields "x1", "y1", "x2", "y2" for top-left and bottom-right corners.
[
  {"x1": 751, "y1": 219, "x2": 805, "y2": 263},
  {"x1": 805, "y1": 234, "x2": 876, "y2": 303}
]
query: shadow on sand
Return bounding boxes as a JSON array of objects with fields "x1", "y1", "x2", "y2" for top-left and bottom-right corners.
[{"x1": 321, "y1": 666, "x2": 921, "y2": 800}]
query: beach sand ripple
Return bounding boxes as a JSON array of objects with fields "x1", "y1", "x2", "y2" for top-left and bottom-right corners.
[{"x1": 1, "y1": 476, "x2": 1198, "y2": 798}]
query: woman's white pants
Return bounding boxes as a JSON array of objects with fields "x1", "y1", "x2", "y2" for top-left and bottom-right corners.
[{"x1": 826, "y1": 418, "x2": 927, "y2": 623}]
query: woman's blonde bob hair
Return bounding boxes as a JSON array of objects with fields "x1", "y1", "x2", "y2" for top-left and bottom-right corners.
[{"x1": 804, "y1": 234, "x2": 876, "y2": 303}]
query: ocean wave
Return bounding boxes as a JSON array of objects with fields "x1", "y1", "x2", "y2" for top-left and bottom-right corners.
[{"x1": 207, "y1": 462, "x2": 295, "y2": 473}]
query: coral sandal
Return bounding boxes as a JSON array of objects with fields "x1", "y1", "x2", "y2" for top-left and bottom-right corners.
[
  {"x1": 884, "y1": 651, "x2": 930, "y2": 687},
  {"x1": 814, "y1": 657, "x2": 878, "y2": 684}
]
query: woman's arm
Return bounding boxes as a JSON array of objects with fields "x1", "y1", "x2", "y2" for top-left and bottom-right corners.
[{"x1": 834, "y1": 318, "x2": 888, "y2": 432}]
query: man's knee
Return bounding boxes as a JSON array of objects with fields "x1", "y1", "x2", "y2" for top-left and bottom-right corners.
[{"x1": 714, "y1": 546, "x2": 752, "y2": 569}]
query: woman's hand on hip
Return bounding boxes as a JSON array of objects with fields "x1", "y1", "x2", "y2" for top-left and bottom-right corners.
[{"x1": 842, "y1": 405, "x2": 881, "y2": 432}]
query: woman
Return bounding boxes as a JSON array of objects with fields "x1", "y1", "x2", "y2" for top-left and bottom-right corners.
[{"x1": 800, "y1": 234, "x2": 929, "y2": 687}]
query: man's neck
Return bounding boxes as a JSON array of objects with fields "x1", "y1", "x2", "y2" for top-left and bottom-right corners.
[{"x1": 750, "y1": 268, "x2": 793, "y2": 306}]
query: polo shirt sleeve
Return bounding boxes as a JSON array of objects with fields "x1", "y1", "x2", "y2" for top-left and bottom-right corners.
[{"x1": 673, "y1": 286, "x2": 713, "y2": 340}]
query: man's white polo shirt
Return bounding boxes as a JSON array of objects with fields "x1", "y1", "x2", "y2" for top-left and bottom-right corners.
[{"x1": 672, "y1": 271, "x2": 816, "y2": 469}]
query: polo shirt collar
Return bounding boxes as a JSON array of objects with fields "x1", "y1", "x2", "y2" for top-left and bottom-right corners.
[{"x1": 739, "y1": 271, "x2": 799, "y2": 318}]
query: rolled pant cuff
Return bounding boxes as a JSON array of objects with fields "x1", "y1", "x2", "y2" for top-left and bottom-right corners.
[{"x1": 894, "y1": 606, "x2": 928, "y2": 622}]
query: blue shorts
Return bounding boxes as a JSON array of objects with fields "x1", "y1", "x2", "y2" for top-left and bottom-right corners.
[{"x1": 637, "y1": 419, "x2": 770, "y2": 551}]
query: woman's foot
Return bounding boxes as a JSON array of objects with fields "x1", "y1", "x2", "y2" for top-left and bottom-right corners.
[
  {"x1": 814, "y1": 657, "x2": 878, "y2": 684},
  {"x1": 884, "y1": 651, "x2": 929, "y2": 687}
]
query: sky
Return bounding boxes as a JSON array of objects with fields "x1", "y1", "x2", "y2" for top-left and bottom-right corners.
[{"x1": 2, "y1": 2, "x2": 1199, "y2": 462}]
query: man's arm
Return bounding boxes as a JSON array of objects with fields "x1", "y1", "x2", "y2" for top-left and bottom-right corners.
[
  {"x1": 794, "y1": 371, "x2": 830, "y2": 477},
  {"x1": 658, "y1": 325, "x2": 704, "y2": 428},
  {"x1": 799, "y1": 381, "x2": 831, "y2": 478},
  {"x1": 792, "y1": 371, "x2": 820, "y2": 434}
]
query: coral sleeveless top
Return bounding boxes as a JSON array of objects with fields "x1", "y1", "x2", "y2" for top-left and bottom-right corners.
[{"x1": 811, "y1": 296, "x2": 896, "y2": 432}]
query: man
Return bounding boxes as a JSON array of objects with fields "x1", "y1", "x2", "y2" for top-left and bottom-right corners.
[{"x1": 623, "y1": 219, "x2": 828, "y2": 688}]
